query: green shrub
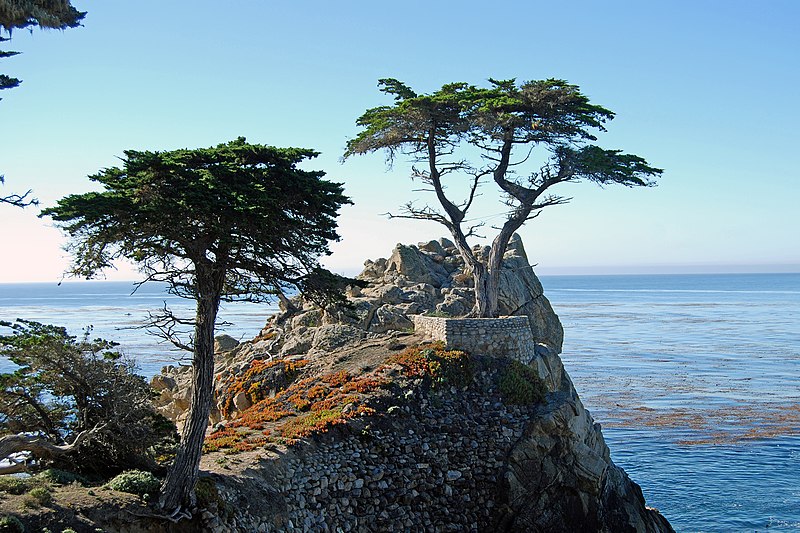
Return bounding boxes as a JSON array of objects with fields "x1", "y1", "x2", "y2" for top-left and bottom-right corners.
[
  {"x1": 499, "y1": 360, "x2": 547, "y2": 405},
  {"x1": 36, "y1": 469, "x2": 86, "y2": 486},
  {"x1": 61, "y1": 529, "x2": 77, "y2": 533},
  {"x1": 0, "y1": 320, "x2": 178, "y2": 478},
  {"x1": 105, "y1": 470, "x2": 160, "y2": 497},
  {"x1": 0, "y1": 515, "x2": 25, "y2": 533},
  {"x1": 0, "y1": 477, "x2": 29, "y2": 496},
  {"x1": 22, "y1": 486, "x2": 52, "y2": 507}
]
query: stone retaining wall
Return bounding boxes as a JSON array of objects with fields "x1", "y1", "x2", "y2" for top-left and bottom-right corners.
[{"x1": 412, "y1": 315, "x2": 537, "y2": 361}]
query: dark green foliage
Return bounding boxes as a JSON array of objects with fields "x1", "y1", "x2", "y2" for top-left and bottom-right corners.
[
  {"x1": 0, "y1": 0, "x2": 85, "y2": 98},
  {"x1": 346, "y1": 78, "x2": 662, "y2": 317},
  {"x1": 42, "y1": 137, "x2": 350, "y2": 303},
  {"x1": 499, "y1": 360, "x2": 547, "y2": 405},
  {"x1": 0, "y1": 476, "x2": 33, "y2": 495},
  {"x1": 0, "y1": 1, "x2": 85, "y2": 31},
  {"x1": 0, "y1": 71, "x2": 19, "y2": 91},
  {"x1": 105, "y1": 470, "x2": 160, "y2": 497},
  {"x1": 0, "y1": 515, "x2": 24, "y2": 533},
  {"x1": 22, "y1": 486, "x2": 52, "y2": 507},
  {"x1": 0, "y1": 319, "x2": 177, "y2": 475},
  {"x1": 35, "y1": 468, "x2": 87, "y2": 486}
]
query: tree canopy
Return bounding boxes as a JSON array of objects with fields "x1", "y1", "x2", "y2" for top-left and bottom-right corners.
[
  {"x1": 43, "y1": 137, "x2": 349, "y2": 301},
  {"x1": 0, "y1": 0, "x2": 85, "y2": 96},
  {"x1": 345, "y1": 78, "x2": 662, "y2": 317},
  {"x1": 42, "y1": 137, "x2": 351, "y2": 514}
]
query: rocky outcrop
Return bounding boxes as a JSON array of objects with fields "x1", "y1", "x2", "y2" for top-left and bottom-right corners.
[
  {"x1": 353, "y1": 235, "x2": 563, "y2": 352},
  {"x1": 148, "y1": 236, "x2": 671, "y2": 532},
  {"x1": 249, "y1": 234, "x2": 563, "y2": 361},
  {"x1": 498, "y1": 391, "x2": 672, "y2": 532}
]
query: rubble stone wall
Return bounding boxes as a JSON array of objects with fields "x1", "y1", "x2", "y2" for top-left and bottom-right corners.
[{"x1": 412, "y1": 315, "x2": 537, "y2": 361}]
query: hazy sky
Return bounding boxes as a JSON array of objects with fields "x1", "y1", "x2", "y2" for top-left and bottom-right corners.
[{"x1": 1, "y1": 1, "x2": 798, "y2": 282}]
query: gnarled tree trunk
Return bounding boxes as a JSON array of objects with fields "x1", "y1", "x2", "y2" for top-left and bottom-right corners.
[
  {"x1": 159, "y1": 265, "x2": 223, "y2": 513},
  {"x1": 0, "y1": 427, "x2": 103, "y2": 475},
  {"x1": 467, "y1": 227, "x2": 519, "y2": 318}
]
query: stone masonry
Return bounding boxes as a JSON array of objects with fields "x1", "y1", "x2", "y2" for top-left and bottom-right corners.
[{"x1": 412, "y1": 315, "x2": 537, "y2": 362}]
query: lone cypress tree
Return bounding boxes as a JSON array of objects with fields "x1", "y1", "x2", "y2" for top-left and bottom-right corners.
[{"x1": 345, "y1": 78, "x2": 662, "y2": 317}]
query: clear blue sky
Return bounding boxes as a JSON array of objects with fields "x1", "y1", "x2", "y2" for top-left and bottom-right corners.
[{"x1": 1, "y1": 1, "x2": 798, "y2": 281}]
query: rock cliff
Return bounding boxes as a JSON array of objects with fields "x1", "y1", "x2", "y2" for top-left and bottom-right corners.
[{"x1": 150, "y1": 236, "x2": 672, "y2": 532}]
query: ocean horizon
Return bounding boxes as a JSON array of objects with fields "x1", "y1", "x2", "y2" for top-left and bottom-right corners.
[{"x1": 1, "y1": 273, "x2": 799, "y2": 531}]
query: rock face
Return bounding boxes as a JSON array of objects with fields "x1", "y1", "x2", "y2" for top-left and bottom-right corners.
[
  {"x1": 201, "y1": 364, "x2": 671, "y2": 533},
  {"x1": 148, "y1": 236, "x2": 672, "y2": 533}
]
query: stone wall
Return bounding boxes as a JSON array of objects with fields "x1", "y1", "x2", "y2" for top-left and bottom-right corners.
[{"x1": 412, "y1": 315, "x2": 537, "y2": 361}]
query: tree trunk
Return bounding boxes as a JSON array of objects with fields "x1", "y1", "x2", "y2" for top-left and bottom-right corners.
[
  {"x1": 159, "y1": 266, "x2": 223, "y2": 513},
  {"x1": 470, "y1": 229, "x2": 517, "y2": 318},
  {"x1": 472, "y1": 262, "x2": 497, "y2": 318}
]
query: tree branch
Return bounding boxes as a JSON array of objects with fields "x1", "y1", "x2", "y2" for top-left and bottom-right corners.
[{"x1": 0, "y1": 425, "x2": 106, "y2": 474}]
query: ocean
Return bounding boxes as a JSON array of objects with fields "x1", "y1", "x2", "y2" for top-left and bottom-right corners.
[
  {"x1": 1, "y1": 274, "x2": 798, "y2": 532},
  {"x1": 0, "y1": 281, "x2": 277, "y2": 377}
]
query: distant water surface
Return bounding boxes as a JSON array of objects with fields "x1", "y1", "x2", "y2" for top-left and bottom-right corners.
[
  {"x1": 0, "y1": 281, "x2": 278, "y2": 377},
  {"x1": 542, "y1": 273, "x2": 800, "y2": 532},
  {"x1": 1, "y1": 274, "x2": 799, "y2": 531}
]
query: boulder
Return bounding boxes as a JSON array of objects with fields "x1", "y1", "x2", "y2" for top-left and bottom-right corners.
[
  {"x1": 418, "y1": 239, "x2": 446, "y2": 255},
  {"x1": 214, "y1": 334, "x2": 240, "y2": 353},
  {"x1": 498, "y1": 392, "x2": 673, "y2": 532},
  {"x1": 310, "y1": 324, "x2": 366, "y2": 353},
  {"x1": 497, "y1": 233, "x2": 564, "y2": 351},
  {"x1": 384, "y1": 244, "x2": 449, "y2": 287},
  {"x1": 368, "y1": 304, "x2": 414, "y2": 333}
]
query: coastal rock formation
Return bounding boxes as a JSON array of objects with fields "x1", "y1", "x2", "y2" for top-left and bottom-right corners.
[
  {"x1": 147, "y1": 236, "x2": 672, "y2": 532},
  {"x1": 192, "y1": 353, "x2": 671, "y2": 532}
]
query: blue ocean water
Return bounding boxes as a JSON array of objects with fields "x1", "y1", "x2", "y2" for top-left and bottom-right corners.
[
  {"x1": 542, "y1": 273, "x2": 800, "y2": 532},
  {"x1": 0, "y1": 281, "x2": 278, "y2": 377},
  {"x1": 1, "y1": 274, "x2": 799, "y2": 531}
]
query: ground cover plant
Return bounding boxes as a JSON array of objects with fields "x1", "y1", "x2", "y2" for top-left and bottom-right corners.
[{"x1": 203, "y1": 341, "x2": 536, "y2": 454}]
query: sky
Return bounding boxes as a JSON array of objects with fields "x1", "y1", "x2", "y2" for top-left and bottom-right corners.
[{"x1": 0, "y1": 0, "x2": 798, "y2": 282}]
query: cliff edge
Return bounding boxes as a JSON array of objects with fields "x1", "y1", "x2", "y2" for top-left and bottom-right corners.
[{"x1": 149, "y1": 236, "x2": 672, "y2": 532}]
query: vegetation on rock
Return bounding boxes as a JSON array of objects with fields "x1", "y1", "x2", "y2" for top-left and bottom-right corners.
[
  {"x1": 205, "y1": 359, "x2": 385, "y2": 452},
  {"x1": 217, "y1": 359, "x2": 308, "y2": 418},
  {"x1": 204, "y1": 342, "x2": 534, "y2": 454},
  {"x1": 386, "y1": 341, "x2": 474, "y2": 388},
  {"x1": 499, "y1": 359, "x2": 547, "y2": 405}
]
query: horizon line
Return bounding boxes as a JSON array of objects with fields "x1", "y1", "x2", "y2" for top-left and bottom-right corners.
[{"x1": 1, "y1": 265, "x2": 799, "y2": 284}]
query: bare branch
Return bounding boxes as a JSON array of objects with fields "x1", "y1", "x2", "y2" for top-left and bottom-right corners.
[
  {"x1": 464, "y1": 222, "x2": 486, "y2": 239},
  {"x1": 132, "y1": 304, "x2": 195, "y2": 352},
  {"x1": 0, "y1": 425, "x2": 107, "y2": 473}
]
